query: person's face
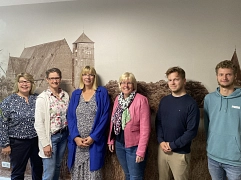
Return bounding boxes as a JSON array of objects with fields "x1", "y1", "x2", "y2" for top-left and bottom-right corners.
[
  {"x1": 167, "y1": 72, "x2": 186, "y2": 94},
  {"x1": 82, "y1": 72, "x2": 95, "y2": 87},
  {"x1": 18, "y1": 77, "x2": 32, "y2": 94},
  {"x1": 46, "y1": 72, "x2": 61, "y2": 89},
  {"x1": 120, "y1": 78, "x2": 134, "y2": 98},
  {"x1": 217, "y1": 68, "x2": 236, "y2": 88}
]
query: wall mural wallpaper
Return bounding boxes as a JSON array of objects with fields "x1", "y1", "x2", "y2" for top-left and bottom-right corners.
[{"x1": 1, "y1": 0, "x2": 241, "y2": 179}]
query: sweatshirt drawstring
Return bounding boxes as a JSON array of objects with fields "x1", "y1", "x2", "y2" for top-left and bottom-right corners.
[
  {"x1": 225, "y1": 98, "x2": 228, "y2": 112},
  {"x1": 219, "y1": 97, "x2": 228, "y2": 112},
  {"x1": 219, "y1": 97, "x2": 222, "y2": 111}
]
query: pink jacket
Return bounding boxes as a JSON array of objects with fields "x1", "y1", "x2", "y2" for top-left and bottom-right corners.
[{"x1": 107, "y1": 93, "x2": 151, "y2": 158}]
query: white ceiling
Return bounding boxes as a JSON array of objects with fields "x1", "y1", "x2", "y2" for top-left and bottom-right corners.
[{"x1": 0, "y1": 0, "x2": 75, "y2": 7}]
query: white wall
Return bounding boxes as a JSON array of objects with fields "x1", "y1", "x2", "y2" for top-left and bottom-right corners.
[{"x1": 1, "y1": 0, "x2": 241, "y2": 92}]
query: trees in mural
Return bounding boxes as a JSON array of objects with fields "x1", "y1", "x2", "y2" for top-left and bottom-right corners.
[
  {"x1": 0, "y1": 76, "x2": 14, "y2": 101},
  {"x1": 0, "y1": 49, "x2": 13, "y2": 100}
]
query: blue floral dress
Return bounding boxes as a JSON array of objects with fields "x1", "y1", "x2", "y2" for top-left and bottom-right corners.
[{"x1": 71, "y1": 93, "x2": 102, "y2": 180}]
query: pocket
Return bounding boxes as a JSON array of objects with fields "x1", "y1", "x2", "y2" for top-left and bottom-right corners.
[
  {"x1": 131, "y1": 125, "x2": 140, "y2": 132},
  {"x1": 207, "y1": 132, "x2": 241, "y2": 161}
]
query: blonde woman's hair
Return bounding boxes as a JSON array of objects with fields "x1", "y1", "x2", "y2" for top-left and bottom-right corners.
[
  {"x1": 79, "y1": 66, "x2": 98, "y2": 90},
  {"x1": 118, "y1": 72, "x2": 137, "y2": 91},
  {"x1": 13, "y1": 73, "x2": 36, "y2": 94}
]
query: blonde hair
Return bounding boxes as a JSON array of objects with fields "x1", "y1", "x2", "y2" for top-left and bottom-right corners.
[
  {"x1": 165, "y1": 66, "x2": 186, "y2": 79},
  {"x1": 13, "y1": 73, "x2": 36, "y2": 94},
  {"x1": 79, "y1": 66, "x2": 98, "y2": 90},
  {"x1": 215, "y1": 60, "x2": 237, "y2": 75},
  {"x1": 118, "y1": 72, "x2": 137, "y2": 91}
]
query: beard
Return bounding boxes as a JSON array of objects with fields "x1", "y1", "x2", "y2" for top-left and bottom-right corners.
[{"x1": 218, "y1": 81, "x2": 234, "y2": 88}]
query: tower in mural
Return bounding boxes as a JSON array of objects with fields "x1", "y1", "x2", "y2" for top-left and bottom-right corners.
[
  {"x1": 72, "y1": 32, "x2": 94, "y2": 88},
  {"x1": 231, "y1": 49, "x2": 241, "y2": 86}
]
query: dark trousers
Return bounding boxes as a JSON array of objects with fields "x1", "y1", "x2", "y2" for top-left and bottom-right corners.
[{"x1": 9, "y1": 137, "x2": 43, "y2": 180}]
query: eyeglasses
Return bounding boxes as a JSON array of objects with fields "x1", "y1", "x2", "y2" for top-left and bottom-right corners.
[
  {"x1": 82, "y1": 74, "x2": 95, "y2": 77},
  {"x1": 48, "y1": 77, "x2": 61, "y2": 81},
  {"x1": 18, "y1": 80, "x2": 31, "y2": 84},
  {"x1": 120, "y1": 82, "x2": 133, "y2": 86}
]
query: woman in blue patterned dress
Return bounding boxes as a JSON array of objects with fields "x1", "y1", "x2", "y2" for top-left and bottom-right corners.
[
  {"x1": 67, "y1": 66, "x2": 110, "y2": 180},
  {"x1": 0, "y1": 73, "x2": 43, "y2": 180}
]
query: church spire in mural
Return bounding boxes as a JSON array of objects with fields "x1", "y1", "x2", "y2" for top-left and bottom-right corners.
[{"x1": 231, "y1": 49, "x2": 241, "y2": 85}]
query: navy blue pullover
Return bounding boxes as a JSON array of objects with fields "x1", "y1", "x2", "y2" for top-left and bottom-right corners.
[{"x1": 156, "y1": 94, "x2": 200, "y2": 154}]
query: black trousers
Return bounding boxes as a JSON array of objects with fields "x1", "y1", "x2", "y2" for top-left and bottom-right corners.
[{"x1": 9, "y1": 137, "x2": 43, "y2": 180}]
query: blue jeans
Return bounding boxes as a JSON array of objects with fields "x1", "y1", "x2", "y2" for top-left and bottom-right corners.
[
  {"x1": 42, "y1": 129, "x2": 68, "y2": 180},
  {"x1": 115, "y1": 141, "x2": 147, "y2": 180},
  {"x1": 208, "y1": 157, "x2": 241, "y2": 180}
]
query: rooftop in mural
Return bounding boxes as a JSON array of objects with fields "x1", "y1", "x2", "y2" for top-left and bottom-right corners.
[{"x1": 73, "y1": 33, "x2": 94, "y2": 44}]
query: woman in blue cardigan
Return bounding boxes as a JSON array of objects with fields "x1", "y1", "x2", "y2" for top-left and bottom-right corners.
[{"x1": 67, "y1": 66, "x2": 110, "y2": 180}]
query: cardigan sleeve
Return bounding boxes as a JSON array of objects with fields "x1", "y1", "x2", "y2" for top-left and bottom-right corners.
[
  {"x1": 34, "y1": 95, "x2": 50, "y2": 148},
  {"x1": 136, "y1": 96, "x2": 151, "y2": 158},
  {"x1": 107, "y1": 96, "x2": 118, "y2": 145}
]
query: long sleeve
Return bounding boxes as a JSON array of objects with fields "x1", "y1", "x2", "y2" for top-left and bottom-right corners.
[
  {"x1": 169, "y1": 102, "x2": 200, "y2": 150},
  {"x1": 156, "y1": 101, "x2": 164, "y2": 144},
  {"x1": 107, "y1": 97, "x2": 118, "y2": 145},
  {"x1": 203, "y1": 96, "x2": 209, "y2": 138},
  {"x1": 136, "y1": 96, "x2": 151, "y2": 158},
  {"x1": 0, "y1": 99, "x2": 11, "y2": 147},
  {"x1": 157, "y1": 94, "x2": 200, "y2": 153},
  {"x1": 34, "y1": 95, "x2": 50, "y2": 148}
]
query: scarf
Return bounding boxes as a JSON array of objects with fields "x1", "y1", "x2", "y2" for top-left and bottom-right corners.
[{"x1": 111, "y1": 91, "x2": 136, "y2": 135}]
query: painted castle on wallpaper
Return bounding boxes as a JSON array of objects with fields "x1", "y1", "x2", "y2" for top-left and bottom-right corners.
[
  {"x1": 4, "y1": 32, "x2": 94, "y2": 95},
  {"x1": 0, "y1": 32, "x2": 241, "y2": 100}
]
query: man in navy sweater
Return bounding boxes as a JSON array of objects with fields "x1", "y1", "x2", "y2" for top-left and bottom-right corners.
[{"x1": 156, "y1": 67, "x2": 200, "y2": 180}]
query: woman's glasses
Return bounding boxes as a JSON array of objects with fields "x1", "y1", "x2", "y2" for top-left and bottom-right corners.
[
  {"x1": 18, "y1": 80, "x2": 31, "y2": 84},
  {"x1": 48, "y1": 77, "x2": 60, "y2": 81}
]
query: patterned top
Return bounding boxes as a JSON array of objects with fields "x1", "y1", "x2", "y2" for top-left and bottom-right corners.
[
  {"x1": 75, "y1": 93, "x2": 97, "y2": 158},
  {"x1": 0, "y1": 93, "x2": 38, "y2": 147},
  {"x1": 45, "y1": 88, "x2": 69, "y2": 134}
]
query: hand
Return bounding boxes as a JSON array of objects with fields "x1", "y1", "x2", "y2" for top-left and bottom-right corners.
[
  {"x1": 136, "y1": 155, "x2": 144, "y2": 163},
  {"x1": 74, "y1": 137, "x2": 89, "y2": 147},
  {"x1": 108, "y1": 144, "x2": 115, "y2": 152},
  {"x1": 1, "y1": 146, "x2": 11, "y2": 156},
  {"x1": 83, "y1": 136, "x2": 94, "y2": 146},
  {"x1": 160, "y1": 142, "x2": 172, "y2": 153},
  {"x1": 166, "y1": 142, "x2": 172, "y2": 151},
  {"x1": 43, "y1": 145, "x2": 52, "y2": 157}
]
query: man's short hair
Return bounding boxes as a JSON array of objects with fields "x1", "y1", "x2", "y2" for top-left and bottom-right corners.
[
  {"x1": 215, "y1": 60, "x2": 237, "y2": 75},
  {"x1": 165, "y1": 66, "x2": 185, "y2": 79}
]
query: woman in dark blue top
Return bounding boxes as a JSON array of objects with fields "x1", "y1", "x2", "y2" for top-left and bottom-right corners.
[{"x1": 0, "y1": 73, "x2": 43, "y2": 180}]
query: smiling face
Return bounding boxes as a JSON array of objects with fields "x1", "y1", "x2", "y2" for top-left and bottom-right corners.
[
  {"x1": 46, "y1": 72, "x2": 61, "y2": 90},
  {"x1": 18, "y1": 77, "x2": 32, "y2": 95},
  {"x1": 217, "y1": 68, "x2": 236, "y2": 88},
  {"x1": 167, "y1": 72, "x2": 186, "y2": 96},
  {"x1": 82, "y1": 71, "x2": 95, "y2": 88},
  {"x1": 120, "y1": 78, "x2": 134, "y2": 99}
]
